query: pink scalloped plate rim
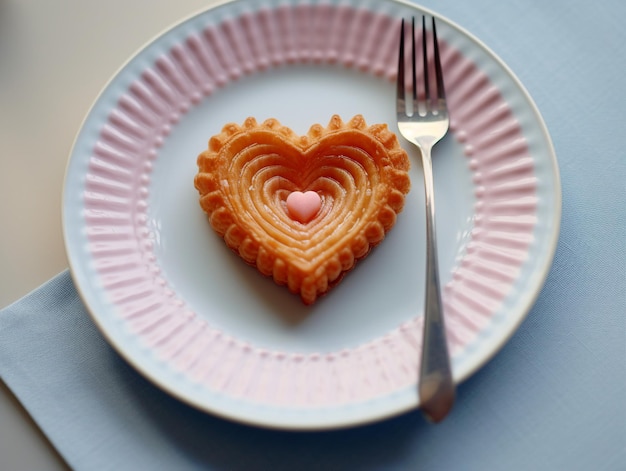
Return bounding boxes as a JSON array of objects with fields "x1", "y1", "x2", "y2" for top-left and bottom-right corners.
[{"x1": 63, "y1": 0, "x2": 560, "y2": 429}]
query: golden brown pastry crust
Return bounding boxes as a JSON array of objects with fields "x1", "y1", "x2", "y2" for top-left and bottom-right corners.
[{"x1": 194, "y1": 114, "x2": 410, "y2": 304}]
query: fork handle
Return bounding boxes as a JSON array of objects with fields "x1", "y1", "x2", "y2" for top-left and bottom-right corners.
[{"x1": 418, "y1": 143, "x2": 455, "y2": 422}]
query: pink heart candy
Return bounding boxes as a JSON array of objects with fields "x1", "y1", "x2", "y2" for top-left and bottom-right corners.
[{"x1": 286, "y1": 191, "x2": 321, "y2": 223}]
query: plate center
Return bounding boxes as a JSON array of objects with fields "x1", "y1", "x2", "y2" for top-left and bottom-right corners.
[{"x1": 148, "y1": 63, "x2": 474, "y2": 353}]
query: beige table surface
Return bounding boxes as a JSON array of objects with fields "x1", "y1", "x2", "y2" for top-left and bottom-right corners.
[{"x1": 0, "y1": 1, "x2": 216, "y2": 468}]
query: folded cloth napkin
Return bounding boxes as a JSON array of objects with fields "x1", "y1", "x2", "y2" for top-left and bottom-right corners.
[{"x1": 1, "y1": 267, "x2": 624, "y2": 471}]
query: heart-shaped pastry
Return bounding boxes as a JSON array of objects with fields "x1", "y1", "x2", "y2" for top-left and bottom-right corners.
[{"x1": 194, "y1": 114, "x2": 411, "y2": 304}]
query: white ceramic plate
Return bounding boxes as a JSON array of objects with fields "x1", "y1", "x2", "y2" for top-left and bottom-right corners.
[{"x1": 63, "y1": 0, "x2": 561, "y2": 429}]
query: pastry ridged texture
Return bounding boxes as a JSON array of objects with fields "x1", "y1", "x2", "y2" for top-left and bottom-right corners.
[{"x1": 194, "y1": 114, "x2": 411, "y2": 304}]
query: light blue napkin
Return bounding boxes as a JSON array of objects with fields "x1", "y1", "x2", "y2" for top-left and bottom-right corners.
[
  {"x1": 1, "y1": 255, "x2": 624, "y2": 471},
  {"x1": 2, "y1": 0, "x2": 626, "y2": 469}
]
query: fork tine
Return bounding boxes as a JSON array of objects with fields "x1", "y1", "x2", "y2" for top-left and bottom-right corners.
[
  {"x1": 432, "y1": 17, "x2": 446, "y2": 102},
  {"x1": 398, "y1": 16, "x2": 447, "y2": 117},
  {"x1": 421, "y1": 16, "x2": 430, "y2": 112},
  {"x1": 396, "y1": 19, "x2": 406, "y2": 115},
  {"x1": 412, "y1": 17, "x2": 418, "y2": 111}
]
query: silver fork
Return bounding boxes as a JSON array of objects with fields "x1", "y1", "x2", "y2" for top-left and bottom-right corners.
[{"x1": 396, "y1": 16, "x2": 454, "y2": 422}]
